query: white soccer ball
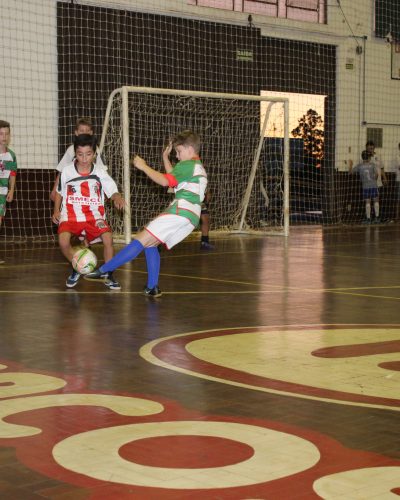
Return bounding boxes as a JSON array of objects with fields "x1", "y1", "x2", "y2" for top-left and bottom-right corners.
[{"x1": 71, "y1": 248, "x2": 97, "y2": 275}]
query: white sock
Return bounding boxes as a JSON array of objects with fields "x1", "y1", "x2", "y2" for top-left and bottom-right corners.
[
  {"x1": 374, "y1": 202, "x2": 379, "y2": 218},
  {"x1": 365, "y1": 202, "x2": 371, "y2": 219}
]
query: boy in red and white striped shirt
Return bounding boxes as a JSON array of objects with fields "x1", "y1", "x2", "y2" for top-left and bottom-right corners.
[{"x1": 52, "y1": 134, "x2": 124, "y2": 289}]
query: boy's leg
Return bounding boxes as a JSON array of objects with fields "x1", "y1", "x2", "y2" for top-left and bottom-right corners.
[
  {"x1": 99, "y1": 231, "x2": 121, "y2": 290},
  {"x1": 99, "y1": 239, "x2": 144, "y2": 273},
  {"x1": 86, "y1": 229, "x2": 162, "y2": 295},
  {"x1": 145, "y1": 247, "x2": 160, "y2": 289},
  {"x1": 58, "y1": 232, "x2": 75, "y2": 261},
  {"x1": 200, "y1": 213, "x2": 214, "y2": 249},
  {"x1": 143, "y1": 246, "x2": 162, "y2": 296},
  {"x1": 101, "y1": 231, "x2": 114, "y2": 262},
  {"x1": 87, "y1": 229, "x2": 157, "y2": 276},
  {"x1": 201, "y1": 213, "x2": 209, "y2": 239},
  {"x1": 364, "y1": 199, "x2": 371, "y2": 221},
  {"x1": 373, "y1": 196, "x2": 380, "y2": 222},
  {"x1": 59, "y1": 231, "x2": 81, "y2": 288},
  {"x1": 0, "y1": 215, "x2": 3, "y2": 264}
]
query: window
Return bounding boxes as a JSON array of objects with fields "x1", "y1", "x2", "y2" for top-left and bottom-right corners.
[
  {"x1": 188, "y1": 0, "x2": 326, "y2": 24},
  {"x1": 375, "y1": 0, "x2": 400, "y2": 40}
]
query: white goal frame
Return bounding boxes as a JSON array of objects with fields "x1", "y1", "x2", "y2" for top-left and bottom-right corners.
[{"x1": 100, "y1": 86, "x2": 290, "y2": 244}]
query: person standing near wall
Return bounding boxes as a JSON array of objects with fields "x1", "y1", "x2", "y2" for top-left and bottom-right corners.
[
  {"x1": 366, "y1": 140, "x2": 387, "y2": 219},
  {"x1": 349, "y1": 150, "x2": 380, "y2": 224}
]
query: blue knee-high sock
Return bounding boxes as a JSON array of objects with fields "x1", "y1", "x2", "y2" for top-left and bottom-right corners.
[
  {"x1": 100, "y1": 240, "x2": 144, "y2": 273},
  {"x1": 145, "y1": 247, "x2": 160, "y2": 289}
]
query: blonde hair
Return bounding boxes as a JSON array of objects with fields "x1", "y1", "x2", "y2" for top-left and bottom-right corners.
[{"x1": 75, "y1": 117, "x2": 94, "y2": 131}]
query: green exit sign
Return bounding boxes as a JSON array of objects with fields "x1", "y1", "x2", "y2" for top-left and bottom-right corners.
[{"x1": 236, "y1": 49, "x2": 253, "y2": 62}]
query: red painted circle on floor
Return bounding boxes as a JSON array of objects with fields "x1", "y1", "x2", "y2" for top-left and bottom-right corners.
[
  {"x1": 378, "y1": 361, "x2": 400, "y2": 372},
  {"x1": 119, "y1": 435, "x2": 254, "y2": 468}
]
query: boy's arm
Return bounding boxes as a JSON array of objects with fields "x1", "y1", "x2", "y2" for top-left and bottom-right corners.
[
  {"x1": 52, "y1": 192, "x2": 62, "y2": 224},
  {"x1": 133, "y1": 155, "x2": 171, "y2": 187},
  {"x1": 162, "y1": 142, "x2": 173, "y2": 173},
  {"x1": 381, "y1": 166, "x2": 387, "y2": 183},
  {"x1": 100, "y1": 171, "x2": 125, "y2": 210},
  {"x1": 376, "y1": 158, "x2": 387, "y2": 183},
  {"x1": 6, "y1": 175, "x2": 16, "y2": 202},
  {"x1": 50, "y1": 173, "x2": 60, "y2": 202},
  {"x1": 110, "y1": 192, "x2": 125, "y2": 210},
  {"x1": 52, "y1": 170, "x2": 65, "y2": 223}
]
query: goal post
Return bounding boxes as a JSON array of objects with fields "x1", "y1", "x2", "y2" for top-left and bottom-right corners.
[
  {"x1": 100, "y1": 86, "x2": 290, "y2": 243},
  {"x1": 235, "y1": 100, "x2": 290, "y2": 236}
]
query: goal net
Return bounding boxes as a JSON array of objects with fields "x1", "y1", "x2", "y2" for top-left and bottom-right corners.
[
  {"x1": 4, "y1": 0, "x2": 400, "y2": 249},
  {"x1": 101, "y1": 87, "x2": 289, "y2": 243}
]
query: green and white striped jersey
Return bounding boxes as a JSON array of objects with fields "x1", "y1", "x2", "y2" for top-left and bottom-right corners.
[
  {"x1": 0, "y1": 149, "x2": 17, "y2": 196},
  {"x1": 163, "y1": 158, "x2": 207, "y2": 226}
]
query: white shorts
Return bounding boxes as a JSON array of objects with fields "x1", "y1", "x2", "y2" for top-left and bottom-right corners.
[{"x1": 146, "y1": 214, "x2": 195, "y2": 250}]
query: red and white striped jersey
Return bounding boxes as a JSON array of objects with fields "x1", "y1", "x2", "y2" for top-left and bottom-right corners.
[{"x1": 57, "y1": 162, "x2": 118, "y2": 223}]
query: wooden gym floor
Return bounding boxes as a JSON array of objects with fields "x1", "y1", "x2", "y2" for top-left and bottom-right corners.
[{"x1": 0, "y1": 225, "x2": 399, "y2": 499}]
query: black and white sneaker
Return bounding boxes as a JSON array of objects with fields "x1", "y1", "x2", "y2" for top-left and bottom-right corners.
[
  {"x1": 104, "y1": 272, "x2": 121, "y2": 290},
  {"x1": 143, "y1": 285, "x2": 162, "y2": 297},
  {"x1": 200, "y1": 241, "x2": 215, "y2": 250},
  {"x1": 84, "y1": 268, "x2": 108, "y2": 281},
  {"x1": 66, "y1": 270, "x2": 81, "y2": 288}
]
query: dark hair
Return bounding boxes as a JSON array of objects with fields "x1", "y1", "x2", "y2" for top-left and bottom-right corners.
[
  {"x1": 361, "y1": 150, "x2": 370, "y2": 161},
  {"x1": 75, "y1": 117, "x2": 94, "y2": 131},
  {"x1": 365, "y1": 140, "x2": 375, "y2": 147},
  {"x1": 0, "y1": 120, "x2": 10, "y2": 130},
  {"x1": 73, "y1": 134, "x2": 97, "y2": 152},
  {"x1": 172, "y1": 130, "x2": 201, "y2": 154}
]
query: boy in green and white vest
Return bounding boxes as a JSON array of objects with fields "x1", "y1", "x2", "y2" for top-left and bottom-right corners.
[
  {"x1": 85, "y1": 130, "x2": 207, "y2": 297},
  {"x1": 0, "y1": 120, "x2": 17, "y2": 264}
]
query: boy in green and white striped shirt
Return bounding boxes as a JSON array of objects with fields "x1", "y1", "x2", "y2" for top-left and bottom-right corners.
[
  {"x1": 86, "y1": 130, "x2": 207, "y2": 296},
  {"x1": 0, "y1": 120, "x2": 17, "y2": 264}
]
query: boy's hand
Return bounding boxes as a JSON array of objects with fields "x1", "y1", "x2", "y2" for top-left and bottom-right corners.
[
  {"x1": 52, "y1": 211, "x2": 60, "y2": 224},
  {"x1": 162, "y1": 142, "x2": 173, "y2": 157},
  {"x1": 112, "y1": 193, "x2": 125, "y2": 210},
  {"x1": 132, "y1": 155, "x2": 148, "y2": 171},
  {"x1": 6, "y1": 192, "x2": 14, "y2": 203}
]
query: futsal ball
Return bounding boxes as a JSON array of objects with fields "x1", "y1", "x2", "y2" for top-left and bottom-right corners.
[{"x1": 71, "y1": 248, "x2": 97, "y2": 275}]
